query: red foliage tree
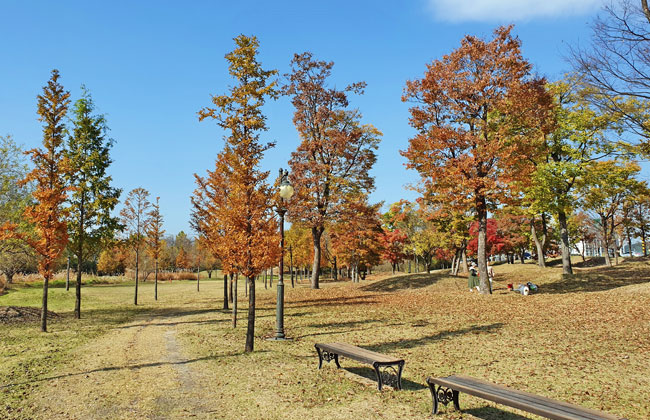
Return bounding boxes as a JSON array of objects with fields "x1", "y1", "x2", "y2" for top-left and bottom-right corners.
[{"x1": 380, "y1": 228, "x2": 408, "y2": 274}]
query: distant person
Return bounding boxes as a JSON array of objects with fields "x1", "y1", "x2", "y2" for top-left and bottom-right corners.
[{"x1": 468, "y1": 262, "x2": 479, "y2": 292}]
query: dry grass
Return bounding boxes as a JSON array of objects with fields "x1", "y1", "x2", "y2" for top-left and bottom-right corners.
[{"x1": 0, "y1": 258, "x2": 648, "y2": 419}]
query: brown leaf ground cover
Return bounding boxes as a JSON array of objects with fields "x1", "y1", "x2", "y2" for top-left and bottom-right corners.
[{"x1": 0, "y1": 258, "x2": 648, "y2": 419}]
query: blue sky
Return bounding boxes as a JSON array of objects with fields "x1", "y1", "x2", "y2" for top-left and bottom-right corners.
[{"x1": 1, "y1": 0, "x2": 614, "y2": 235}]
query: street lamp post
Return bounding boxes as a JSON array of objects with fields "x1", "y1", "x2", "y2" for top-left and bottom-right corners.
[{"x1": 274, "y1": 168, "x2": 294, "y2": 340}]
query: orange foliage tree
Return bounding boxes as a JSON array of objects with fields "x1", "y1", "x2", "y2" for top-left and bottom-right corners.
[
  {"x1": 330, "y1": 195, "x2": 384, "y2": 282},
  {"x1": 283, "y1": 52, "x2": 381, "y2": 289},
  {"x1": 401, "y1": 26, "x2": 552, "y2": 294},
  {"x1": 0, "y1": 70, "x2": 70, "y2": 332},
  {"x1": 195, "y1": 35, "x2": 279, "y2": 352}
]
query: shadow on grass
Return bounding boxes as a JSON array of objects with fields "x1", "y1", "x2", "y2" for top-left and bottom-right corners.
[
  {"x1": 464, "y1": 406, "x2": 534, "y2": 419},
  {"x1": 360, "y1": 272, "x2": 447, "y2": 292},
  {"x1": 344, "y1": 366, "x2": 426, "y2": 391},
  {"x1": 286, "y1": 295, "x2": 381, "y2": 309},
  {"x1": 542, "y1": 263, "x2": 650, "y2": 294},
  {"x1": 0, "y1": 350, "x2": 260, "y2": 389},
  {"x1": 367, "y1": 323, "x2": 504, "y2": 353}
]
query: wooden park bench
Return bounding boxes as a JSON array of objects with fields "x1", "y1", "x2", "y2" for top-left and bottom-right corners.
[
  {"x1": 426, "y1": 375, "x2": 627, "y2": 419},
  {"x1": 314, "y1": 342, "x2": 404, "y2": 390}
]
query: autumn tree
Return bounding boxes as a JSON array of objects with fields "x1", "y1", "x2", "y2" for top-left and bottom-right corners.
[
  {"x1": 197, "y1": 35, "x2": 279, "y2": 352},
  {"x1": 330, "y1": 195, "x2": 384, "y2": 282},
  {"x1": 0, "y1": 135, "x2": 36, "y2": 286},
  {"x1": 120, "y1": 187, "x2": 151, "y2": 305},
  {"x1": 0, "y1": 70, "x2": 70, "y2": 331},
  {"x1": 525, "y1": 80, "x2": 622, "y2": 274},
  {"x1": 380, "y1": 228, "x2": 408, "y2": 274},
  {"x1": 571, "y1": 0, "x2": 650, "y2": 149},
  {"x1": 568, "y1": 212, "x2": 599, "y2": 262},
  {"x1": 97, "y1": 243, "x2": 128, "y2": 275},
  {"x1": 402, "y1": 26, "x2": 552, "y2": 293},
  {"x1": 631, "y1": 185, "x2": 650, "y2": 255},
  {"x1": 580, "y1": 160, "x2": 641, "y2": 266},
  {"x1": 191, "y1": 163, "x2": 231, "y2": 310},
  {"x1": 65, "y1": 87, "x2": 121, "y2": 318},
  {"x1": 145, "y1": 196, "x2": 164, "y2": 300},
  {"x1": 284, "y1": 52, "x2": 381, "y2": 289}
]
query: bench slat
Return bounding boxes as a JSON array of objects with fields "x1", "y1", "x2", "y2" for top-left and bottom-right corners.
[
  {"x1": 316, "y1": 342, "x2": 402, "y2": 364},
  {"x1": 428, "y1": 376, "x2": 625, "y2": 420}
]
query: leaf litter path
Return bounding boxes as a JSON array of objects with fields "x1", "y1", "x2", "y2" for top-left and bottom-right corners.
[{"x1": 30, "y1": 312, "x2": 219, "y2": 419}]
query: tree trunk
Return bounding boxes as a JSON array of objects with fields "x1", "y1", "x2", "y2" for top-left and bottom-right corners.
[
  {"x1": 208, "y1": 269, "x2": 212, "y2": 279},
  {"x1": 626, "y1": 228, "x2": 633, "y2": 257},
  {"x1": 530, "y1": 218, "x2": 546, "y2": 268},
  {"x1": 134, "y1": 248, "x2": 139, "y2": 305},
  {"x1": 476, "y1": 195, "x2": 490, "y2": 294},
  {"x1": 66, "y1": 256, "x2": 70, "y2": 291},
  {"x1": 41, "y1": 274, "x2": 49, "y2": 332},
  {"x1": 232, "y1": 274, "x2": 238, "y2": 328},
  {"x1": 75, "y1": 252, "x2": 83, "y2": 319},
  {"x1": 641, "y1": 227, "x2": 648, "y2": 256},
  {"x1": 229, "y1": 273, "x2": 234, "y2": 303},
  {"x1": 601, "y1": 216, "x2": 612, "y2": 267},
  {"x1": 332, "y1": 256, "x2": 338, "y2": 281},
  {"x1": 155, "y1": 260, "x2": 158, "y2": 301},
  {"x1": 461, "y1": 248, "x2": 468, "y2": 274},
  {"x1": 310, "y1": 226, "x2": 323, "y2": 289},
  {"x1": 223, "y1": 273, "x2": 229, "y2": 309},
  {"x1": 290, "y1": 246, "x2": 294, "y2": 287},
  {"x1": 270, "y1": 267, "x2": 273, "y2": 288},
  {"x1": 557, "y1": 209, "x2": 573, "y2": 275},
  {"x1": 197, "y1": 263, "x2": 200, "y2": 292},
  {"x1": 245, "y1": 275, "x2": 255, "y2": 352},
  {"x1": 391, "y1": 263, "x2": 395, "y2": 275}
]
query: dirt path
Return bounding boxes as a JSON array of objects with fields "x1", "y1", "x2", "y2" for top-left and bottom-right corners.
[{"x1": 30, "y1": 313, "x2": 218, "y2": 419}]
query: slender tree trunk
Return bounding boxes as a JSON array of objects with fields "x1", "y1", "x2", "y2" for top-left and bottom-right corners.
[
  {"x1": 626, "y1": 228, "x2": 633, "y2": 257},
  {"x1": 245, "y1": 275, "x2": 255, "y2": 352},
  {"x1": 531, "y1": 218, "x2": 546, "y2": 268},
  {"x1": 155, "y1": 260, "x2": 158, "y2": 301},
  {"x1": 223, "y1": 273, "x2": 229, "y2": 309},
  {"x1": 270, "y1": 267, "x2": 273, "y2": 288},
  {"x1": 66, "y1": 256, "x2": 70, "y2": 291},
  {"x1": 476, "y1": 195, "x2": 490, "y2": 294},
  {"x1": 197, "y1": 262, "x2": 200, "y2": 292},
  {"x1": 264, "y1": 269, "x2": 267, "y2": 289},
  {"x1": 601, "y1": 216, "x2": 612, "y2": 267},
  {"x1": 332, "y1": 256, "x2": 338, "y2": 281},
  {"x1": 41, "y1": 274, "x2": 49, "y2": 332},
  {"x1": 310, "y1": 226, "x2": 323, "y2": 289},
  {"x1": 232, "y1": 273, "x2": 238, "y2": 328},
  {"x1": 290, "y1": 246, "x2": 294, "y2": 287},
  {"x1": 461, "y1": 248, "x2": 468, "y2": 274},
  {"x1": 642, "y1": 227, "x2": 648, "y2": 256},
  {"x1": 557, "y1": 209, "x2": 573, "y2": 275},
  {"x1": 229, "y1": 273, "x2": 233, "y2": 303},
  {"x1": 75, "y1": 251, "x2": 83, "y2": 319},
  {"x1": 134, "y1": 248, "x2": 139, "y2": 305}
]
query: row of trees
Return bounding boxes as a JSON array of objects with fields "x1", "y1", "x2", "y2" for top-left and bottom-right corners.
[{"x1": 0, "y1": 71, "x2": 121, "y2": 331}]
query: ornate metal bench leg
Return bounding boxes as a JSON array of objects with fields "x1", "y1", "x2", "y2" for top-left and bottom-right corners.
[
  {"x1": 373, "y1": 363, "x2": 383, "y2": 390},
  {"x1": 428, "y1": 381, "x2": 439, "y2": 414},
  {"x1": 396, "y1": 361, "x2": 404, "y2": 390},
  {"x1": 452, "y1": 389, "x2": 460, "y2": 411},
  {"x1": 315, "y1": 345, "x2": 323, "y2": 369},
  {"x1": 334, "y1": 354, "x2": 341, "y2": 369}
]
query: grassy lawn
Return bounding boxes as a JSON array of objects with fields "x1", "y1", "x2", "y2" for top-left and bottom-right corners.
[{"x1": 1, "y1": 259, "x2": 648, "y2": 419}]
